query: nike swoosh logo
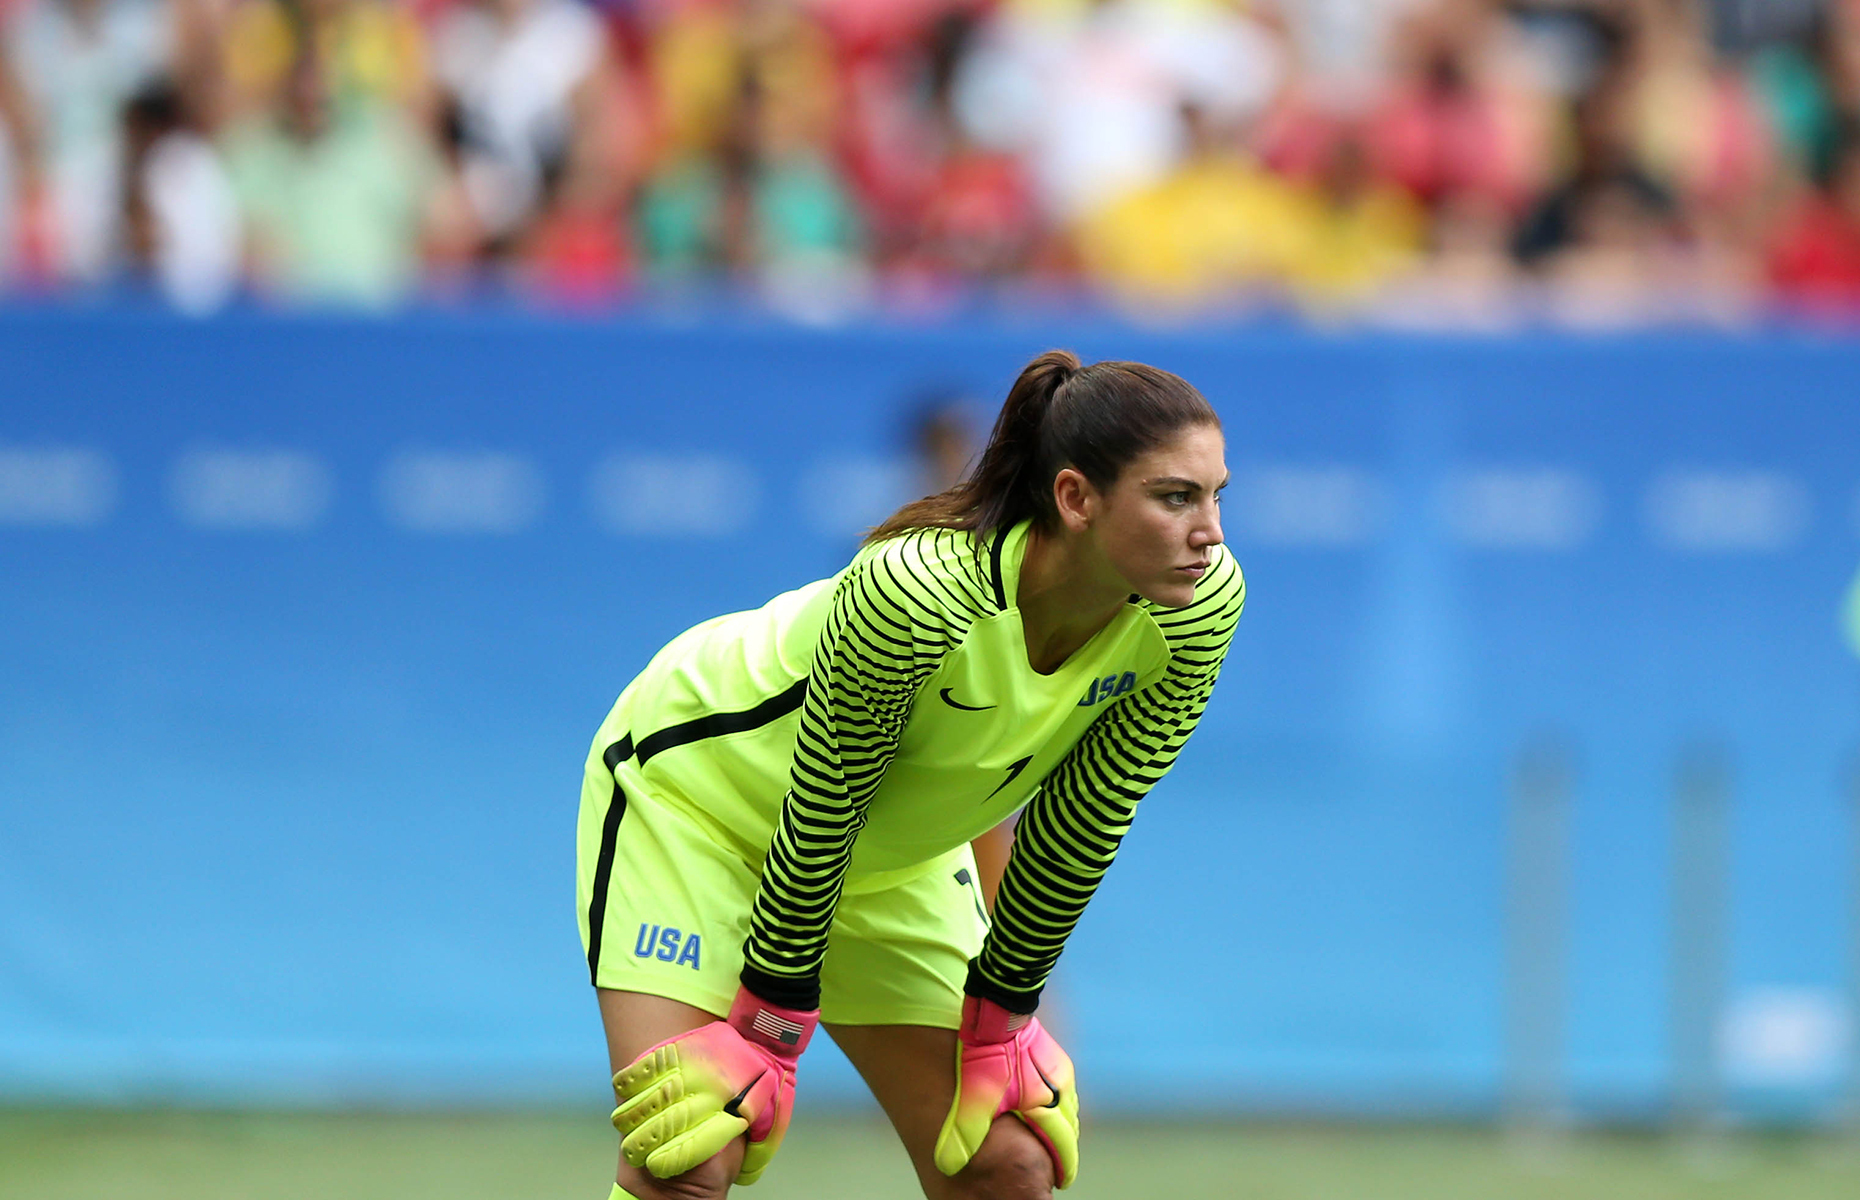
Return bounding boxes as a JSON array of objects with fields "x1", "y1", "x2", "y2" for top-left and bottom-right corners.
[
  {"x1": 1031, "y1": 1062, "x2": 1062, "y2": 1109},
  {"x1": 722, "y1": 1070, "x2": 766, "y2": 1118},
  {"x1": 939, "y1": 687, "x2": 994, "y2": 711}
]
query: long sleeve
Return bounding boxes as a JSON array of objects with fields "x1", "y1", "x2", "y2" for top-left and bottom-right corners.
[
  {"x1": 739, "y1": 533, "x2": 986, "y2": 1008},
  {"x1": 967, "y1": 550, "x2": 1246, "y2": 1012}
]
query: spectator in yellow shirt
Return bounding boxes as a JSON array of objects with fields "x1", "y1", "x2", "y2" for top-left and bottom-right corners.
[
  {"x1": 1076, "y1": 103, "x2": 1304, "y2": 313},
  {"x1": 1278, "y1": 130, "x2": 1425, "y2": 313},
  {"x1": 220, "y1": 0, "x2": 430, "y2": 123}
]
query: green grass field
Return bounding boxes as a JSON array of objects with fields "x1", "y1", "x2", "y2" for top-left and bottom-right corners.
[{"x1": 3, "y1": 1109, "x2": 1858, "y2": 1199}]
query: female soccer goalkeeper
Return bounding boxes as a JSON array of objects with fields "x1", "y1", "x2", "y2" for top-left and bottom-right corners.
[{"x1": 577, "y1": 349, "x2": 1244, "y2": 1200}]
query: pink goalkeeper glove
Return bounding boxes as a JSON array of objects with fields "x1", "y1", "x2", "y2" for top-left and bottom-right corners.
[
  {"x1": 610, "y1": 987, "x2": 818, "y2": 1185},
  {"x1": 932, "y1": 995, "x2": 1081, "y2": 1189}
]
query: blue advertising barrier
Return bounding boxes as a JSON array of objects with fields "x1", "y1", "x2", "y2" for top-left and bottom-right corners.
[{"x1": 1, "y1": 309, "x2": 1856, "y2": 1118}]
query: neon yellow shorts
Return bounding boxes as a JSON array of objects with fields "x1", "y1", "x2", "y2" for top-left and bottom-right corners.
[{"x1": 575, "y1": 747, "x2": 991, "y2": 1029}]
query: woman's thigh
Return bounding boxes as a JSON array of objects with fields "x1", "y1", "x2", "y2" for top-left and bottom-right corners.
[
  {"x1": 598, "y1": 988, "x2": 746, "y2": 1199},
  {"x1": 826, "y1": 1022, "x2": 1053, "y2": 1200}
]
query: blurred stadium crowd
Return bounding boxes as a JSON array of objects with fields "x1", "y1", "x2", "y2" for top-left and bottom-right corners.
[{"x1": 6, "y1": 0, "x2": 1860, "y2": 322}]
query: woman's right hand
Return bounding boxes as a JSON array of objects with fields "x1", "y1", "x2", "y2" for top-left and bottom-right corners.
[{"x1": 611, "y1": 987, "x2": 820, "y2": 1184}]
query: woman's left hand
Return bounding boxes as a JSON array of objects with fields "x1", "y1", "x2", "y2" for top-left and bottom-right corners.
[{"x1": 933, "y1": 995, "x2": 1081, "y2": 1189}]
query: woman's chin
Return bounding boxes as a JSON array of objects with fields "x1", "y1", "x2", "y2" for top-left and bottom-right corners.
[{"x1": 1137, "y1": 580, "x2": 1198, "y2": 609}]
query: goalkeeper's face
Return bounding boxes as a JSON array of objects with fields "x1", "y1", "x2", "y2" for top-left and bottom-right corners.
[{"x1": 1089, "y1": 421, "x2": 1227, "y2": 609}]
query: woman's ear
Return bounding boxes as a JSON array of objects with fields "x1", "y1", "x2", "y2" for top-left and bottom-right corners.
[{"x1": 1052, "y1": 466, "x2": 1094, "y2": 532}]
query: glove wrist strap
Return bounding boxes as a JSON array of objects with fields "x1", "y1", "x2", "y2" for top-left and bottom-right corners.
[
  {"x1": 958, "y1": 994, "x2": 1033, "y2": 1046},
  {"x1": 727, "y1": 986, "x2": 820, "y2": 1057}
]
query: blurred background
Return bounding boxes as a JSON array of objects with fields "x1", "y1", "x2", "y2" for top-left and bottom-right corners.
[
  {"x1": 12, "y1": 0, "x2": 1860, "y2": 321},
  {"x1": 4, "y1": 0, "x2": 1860, "y2": 1197}
]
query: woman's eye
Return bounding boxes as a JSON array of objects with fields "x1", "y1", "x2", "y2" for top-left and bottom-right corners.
[{"x1": 1163, "y1": 492, "x2": 1189, "y2": 507}]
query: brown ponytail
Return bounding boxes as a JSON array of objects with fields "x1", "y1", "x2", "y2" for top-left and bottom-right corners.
[{"x1": 864, "y1": 349, "x2": 1218, "y2": 545}]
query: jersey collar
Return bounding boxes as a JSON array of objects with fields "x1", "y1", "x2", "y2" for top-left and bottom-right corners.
[{"x1": 987, "y1": 521, "x2": 1031, "y2": 612}]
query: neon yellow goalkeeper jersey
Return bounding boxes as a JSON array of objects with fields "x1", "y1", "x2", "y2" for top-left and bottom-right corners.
[{"x1": 593, "y1": 519, "x2": 1245, "y2": 1011}]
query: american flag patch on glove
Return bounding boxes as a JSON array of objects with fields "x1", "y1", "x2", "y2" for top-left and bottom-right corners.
[{"x1": 752, "y1": 1009, "x2": 808, "y2": 1046}]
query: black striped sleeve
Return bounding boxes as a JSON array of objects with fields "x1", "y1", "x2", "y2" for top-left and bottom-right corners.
[
  {"x1": 740, "y1": 529, "x2": 987, "y2": 1010},
  {"x1": 967, "y1": 550, "x2": 1246, "y2": 1013}
]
